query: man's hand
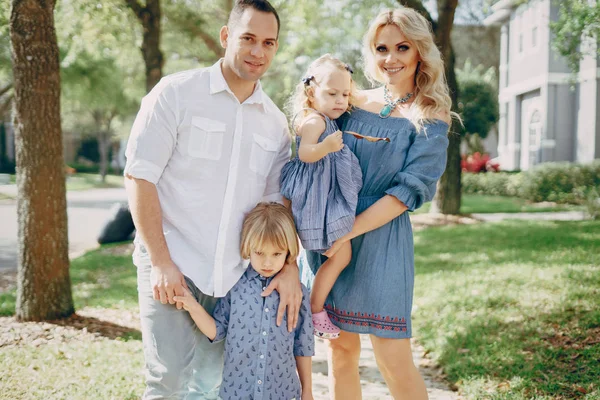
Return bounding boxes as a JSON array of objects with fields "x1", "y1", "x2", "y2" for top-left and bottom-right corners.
[
  {"x1": 261, "y1": 261, "x2": 302, "y2": 332},
  {"x1": 150, "y1": 261, "x2": 188, "y2": 309}
]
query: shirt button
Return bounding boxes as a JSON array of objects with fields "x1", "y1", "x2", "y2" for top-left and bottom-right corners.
[
  {"x1": 260, "y1": 354, "x2": 264, "y2": 359},
  {"x1": 262, "y1": 287, "x2": 266, "y2": 291},
  {"x1": 262, "y1": 331, "x2": 267, "y2": 336},
  {"x1": 264, "y1": 307, "x2": 269, "y2": 312},
  {"x1": 258, "y1": 380, "x2": 262, "y2": 385}
]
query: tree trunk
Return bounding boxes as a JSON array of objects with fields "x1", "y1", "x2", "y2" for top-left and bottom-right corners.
[
  {"x1": 10, "y1": 0, "x2": 74, "y2": 321},
  {"x1": 399, "y1": 0, "x2": 461, "y2": 214},
  {"x1": 126, "y1": 0, "x2": 164, "y2": 92},
  {"x1": 431, "y1": 44, "x2": 461, "y2": 214}
]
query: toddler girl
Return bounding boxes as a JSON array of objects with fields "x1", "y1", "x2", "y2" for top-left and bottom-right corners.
[{"x1": 280, "y1": 54, "x2": 363, "y2": 339}]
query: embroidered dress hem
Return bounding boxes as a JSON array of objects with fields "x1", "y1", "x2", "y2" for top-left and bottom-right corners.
[{"x1": 325, "y1": 305, "x2": 411, "y2": 339}]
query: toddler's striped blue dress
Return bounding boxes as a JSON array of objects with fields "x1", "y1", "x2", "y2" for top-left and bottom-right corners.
[{"x1": 280, "y1": 110, "x2": 362, "y2": 253}]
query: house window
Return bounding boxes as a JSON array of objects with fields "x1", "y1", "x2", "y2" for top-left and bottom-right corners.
[
  {"x1": 532, "y1": 26, "x2": 537, "y2": 47},
  {"x1": 528, "y1": 110, "x2": 542, "y2": 167}
]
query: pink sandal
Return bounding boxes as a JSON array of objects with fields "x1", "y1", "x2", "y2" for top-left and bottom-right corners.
[{"x1": 312, "y1": 310, "x2": 340, "y2": 339}]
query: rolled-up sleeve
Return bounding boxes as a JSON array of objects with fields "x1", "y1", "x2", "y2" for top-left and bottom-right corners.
[
  {"x1": 293, "y1": 285, "x2": 315, "y2": 357},
  {"x1": 262, "y1": 125, "x2": 292, "y2": 203},
  {"x1": 210, "y1": 292, "x2": 231, "y2": 343},
  {"x1": 124, "y1": 78, "x2": 178, "y2": 185},
  {"x1": 385, "y1": 123, "x2": 450, "y2": 211}
]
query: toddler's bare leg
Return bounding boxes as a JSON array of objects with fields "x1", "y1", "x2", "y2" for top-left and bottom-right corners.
[{"x1": 310, "y1": 241, "x2": 352, "y2": 313}]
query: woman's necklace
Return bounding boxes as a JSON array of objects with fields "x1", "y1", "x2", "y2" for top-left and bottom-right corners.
[{"x1": 379, "y1": 86, "x2": 414, "y2": 118}]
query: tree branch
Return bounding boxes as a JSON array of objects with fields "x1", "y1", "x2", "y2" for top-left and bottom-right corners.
[
  {"x1": 124, "y1": 0, "x2": 145, "y2": 21},
  {"x1": 0, "y1": 83, "x2": 13, "y2": 98},
  {"x1": 397, "y1": 0, "x2": 435, "y2": 26},
  {"x1": 436, "y1": 0, "x2": 459, "y2": 58}
]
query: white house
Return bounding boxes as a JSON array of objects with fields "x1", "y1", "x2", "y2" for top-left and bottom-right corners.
[{"x1": 484, "y1": 0, "x2": 600, "y2": 170}]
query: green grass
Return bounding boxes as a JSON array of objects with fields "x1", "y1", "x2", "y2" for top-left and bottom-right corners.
[
  {"x1": 415, "y1": 194, "x2": 584, "y2": 214},
  {"x1": 1, "y1": 222, "x2": 599, "y2": 399},
  {"x1": 6, "y1": 173, "x2": 124, "y2": 191},
  {"x1": 0, "y1": 244, "x2": 143, "y2": 398},
  {"x1": 66, "y1": 173, "x2": 124, "y2": 191},
  {"x1": 0, "y1": 244, "x2": 137, "y2": 317},
  {"x1": 413, "y1": 220, "x2": 600, "y2": 399},
  {"x1": 0, "y1": 339, "x2": 144, "y2": 399}
]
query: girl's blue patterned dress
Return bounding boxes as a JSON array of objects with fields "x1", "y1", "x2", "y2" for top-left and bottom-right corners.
[
  {"x1": 280, "y1": 111, "x2": 363, "y2": 253},
  {"x1": 304, "y1": 108, "x2": 450, "y2": 339}
]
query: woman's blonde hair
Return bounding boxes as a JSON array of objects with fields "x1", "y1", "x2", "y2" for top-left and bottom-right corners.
[
  {"x1": 286, "y1": 54, "x2": 358, "y2": 130},
  {"x1": 362, "y1": 8, "x2": 457, "y2": 130},
  {"x1": 240, "y1": 202, "x2": 299, "y2": 264}
]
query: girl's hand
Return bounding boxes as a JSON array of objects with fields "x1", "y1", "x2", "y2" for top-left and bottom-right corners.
[
  {"x1": 172, "y1": 287, "x2": 200, "y2": 312},
  {"x1": 322, "y1": 130, "x2": 344, "y2": 154}
]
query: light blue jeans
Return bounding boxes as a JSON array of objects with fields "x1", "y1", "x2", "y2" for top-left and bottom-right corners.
[{"x1": 137, "y1": 263, "x2": 224, "y2": 399}]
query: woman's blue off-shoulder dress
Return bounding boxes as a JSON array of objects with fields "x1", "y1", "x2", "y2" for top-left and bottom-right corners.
[
  {"x1": 280, "y1": 111, "x2": 362, "y2": 253},
  {"x1": 304, "y1": 108, "x2": 449, "y2": 339}
]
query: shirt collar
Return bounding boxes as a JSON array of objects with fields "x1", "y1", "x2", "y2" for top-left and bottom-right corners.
[{"x1": 209, "y1": 59, "x2": 267, "y2": 112}]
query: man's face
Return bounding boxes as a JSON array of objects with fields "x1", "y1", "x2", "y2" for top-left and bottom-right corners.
[{"x1": 220, "y1": 8, "x2": 279, "y2": 82}]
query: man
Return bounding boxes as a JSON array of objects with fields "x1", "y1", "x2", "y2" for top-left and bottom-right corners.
[{"x1": 123, "y1": 1, "x2": 302, "y2": 398}]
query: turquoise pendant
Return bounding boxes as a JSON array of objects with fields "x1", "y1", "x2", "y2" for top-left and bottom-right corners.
[{"x1": 379, "y1": 104, "x2": 393, "y2": 118}]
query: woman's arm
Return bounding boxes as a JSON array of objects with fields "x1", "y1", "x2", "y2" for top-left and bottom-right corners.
[
  {"x1": 324, "y1": 196, "x2": 407, "y2": 257},
  {"x1": 295, "y1": 356, "x2": 314, "y2": 400},
  {"x1": 297, "y1": 116, "x2": 343, "y2": 163}
]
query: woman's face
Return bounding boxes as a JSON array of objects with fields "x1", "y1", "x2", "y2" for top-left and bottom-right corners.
[{"x1": 372, "y1": 24, "x2": 420, "y2": 87}]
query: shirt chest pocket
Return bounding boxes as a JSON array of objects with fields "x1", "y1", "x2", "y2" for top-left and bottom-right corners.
[
  {"x1": 188, "y1": 117, "x2": 226, "y2": 160},
  {"x1": 250, "y1": 133, "x2": 279, "y2": 176}
]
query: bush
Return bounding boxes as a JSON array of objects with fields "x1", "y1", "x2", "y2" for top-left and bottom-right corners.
[
  {"x1": 519, "y1": 161, "x2": 600, "y2": 203},
  {"x1": 462, "y1": 161, "x2": 600, "y2": 205},
  {"x1": 462, "y1": 172, "x2": 521, "y2": 196}
]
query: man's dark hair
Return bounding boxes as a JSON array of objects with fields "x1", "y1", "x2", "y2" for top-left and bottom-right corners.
[{"x1": 228, "y1": 0, "x2": 281, "y2": 38}]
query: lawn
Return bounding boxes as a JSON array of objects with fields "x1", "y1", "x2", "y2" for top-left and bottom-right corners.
[
  {"x1": 0, "y1": 221, "x2": 598, "y2": 399},
  {"x1": 415, "y1": 194, "x2": 584, "y2": 214},
  {"x1": 413, "y1": 220, "x2": 600, "y2": 399},
  {"x1": 5, "y1": 173, "x2": 124, "y2": 191}
]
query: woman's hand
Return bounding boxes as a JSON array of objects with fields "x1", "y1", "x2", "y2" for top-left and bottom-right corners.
[{"x1": 324, "y1": 236, "x2": 349, "y2": 258}]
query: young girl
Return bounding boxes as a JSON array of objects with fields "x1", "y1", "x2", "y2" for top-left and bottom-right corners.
[
  {"x1": 174, "y1": 202, "x2": 315, "y2": 400},
  {"x1": 280, "y1": 54, "x2": 364, "y2": 340}
]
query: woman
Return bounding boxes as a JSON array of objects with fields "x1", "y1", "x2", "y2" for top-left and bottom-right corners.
[{"x1": 305, "y1": 7, "x2": 455, "y2": 400}]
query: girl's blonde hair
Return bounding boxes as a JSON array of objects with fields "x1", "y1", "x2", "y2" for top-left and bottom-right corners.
[
  {"x1": 362, "y1": 8, "x2": 457, "y2": 130},
  {"x1": 240, "y1": 202, "x2": 299, "y2": 264},
  {"x1": 286, "y1": 54, "x2": 358, "y2": 129}
]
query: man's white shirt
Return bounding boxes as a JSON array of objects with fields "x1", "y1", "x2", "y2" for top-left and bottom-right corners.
[{"x1": 124, "y1": 60, "x2": 291, "y2": 297}]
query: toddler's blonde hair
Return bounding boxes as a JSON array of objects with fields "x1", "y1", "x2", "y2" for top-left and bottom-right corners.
[
  {"x1": 240, "y1": 202, "x2": 299, "y2": 264},
  {"x1": 286, "y1": 54, "x2": 358, "y2": 130}
]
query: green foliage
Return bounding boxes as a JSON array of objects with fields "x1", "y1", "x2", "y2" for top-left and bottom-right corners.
[
  {"x1": 520, "y1": 161, "x2": 600, "y2": 203},
  {"x1": 550, "y1": 0, "x2": 600, "y2": 73},
  {"x1": 462, "y1": 161, "x2": 600, "y2": 206},
  {"x1": 462, "y1": 171, "x2": 522, "y2": 197},
  {"x1": 456, "y1": 59, "x2": 499, "y2": 140}
]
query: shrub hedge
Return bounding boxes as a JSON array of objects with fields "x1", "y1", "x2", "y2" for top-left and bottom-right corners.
[{"x1": 462, "y1": 160, "x2": 600, "y2": 204}]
